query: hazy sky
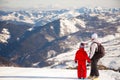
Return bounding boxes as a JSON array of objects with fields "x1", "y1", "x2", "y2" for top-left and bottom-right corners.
[{"x1": 0, "y1": 0, "x2": 120, "y2": 10}]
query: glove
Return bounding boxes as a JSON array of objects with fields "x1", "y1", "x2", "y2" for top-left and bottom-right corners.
[
  {"x1": 75, "y1": 61, "x2": 77, "y2": 63},
  {"x1": 87, "y1": 63, "x2": 91, "y2": 66}
]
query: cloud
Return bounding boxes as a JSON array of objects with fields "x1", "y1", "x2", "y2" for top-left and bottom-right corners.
[
  {"x1": 0, "y1": 0, "x2": 8, "y2": 5},
  {"x1": 0, "y1": 0, "x2": 120, "y2": 11}
]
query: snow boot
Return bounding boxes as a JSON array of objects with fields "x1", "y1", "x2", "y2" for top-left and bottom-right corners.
[{"x1": 92, "y1": 76, "x2": 99, "y2": 80}]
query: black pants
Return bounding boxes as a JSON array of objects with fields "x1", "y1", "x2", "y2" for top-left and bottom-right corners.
[{"x1": 90, "y1": 57, "x2": 100, "y2": 77}]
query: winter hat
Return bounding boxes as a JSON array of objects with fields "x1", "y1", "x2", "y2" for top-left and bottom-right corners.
[
  {"x1": 91, "y1": 33, "x2": 98, "y2": 39},
  {"x1": 79, "y1": 43, "x2": 85, "y2": 48}
]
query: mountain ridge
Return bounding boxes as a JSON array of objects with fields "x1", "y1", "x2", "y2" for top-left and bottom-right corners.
[{"x1": 0, "y1": 8, "x2": 120, "y2": 68}]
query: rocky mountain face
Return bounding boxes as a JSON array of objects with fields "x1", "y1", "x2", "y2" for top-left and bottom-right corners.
[
  {"x1": 0, "y1": 7, "x2": 120, "y2": 67},
  {"x1": 0, "y1": 56, "x2": 18, "y2": 67}
]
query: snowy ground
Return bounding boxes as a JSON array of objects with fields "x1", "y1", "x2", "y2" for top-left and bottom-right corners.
[{"x1": 0, "y1": 67, "x2": 120, "y2": 80}]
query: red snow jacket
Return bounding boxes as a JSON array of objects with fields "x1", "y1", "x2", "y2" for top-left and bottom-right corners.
[{"x1": 75, "y1": 48, "x2": 91, "y2": 63}]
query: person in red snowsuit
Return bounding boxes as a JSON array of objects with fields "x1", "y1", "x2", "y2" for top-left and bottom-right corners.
[{"x1": 75, "y1": 43, "x2": 91, "y2": 79}]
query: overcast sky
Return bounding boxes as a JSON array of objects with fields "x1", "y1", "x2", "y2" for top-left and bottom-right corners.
[{"x1": 0, "y1": 0, "x2": 120, "y2": 10}]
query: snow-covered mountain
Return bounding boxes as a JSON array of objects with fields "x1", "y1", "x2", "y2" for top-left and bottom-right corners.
[
  {"x1": 0, "y1": 7, "x2": 120, "y2": 71},
  {"x1": 0, "y1": 7, "x2": 119, "y2": 26},
  {"x1": 0, "y1": 9, "x2": 75, "y2": 26},
  {"x1": 0, "y1": 28, "x2": 10, "y2": 43},
  {"x1": 46, "y1": 34, "x2": 120, "y2": 70}
]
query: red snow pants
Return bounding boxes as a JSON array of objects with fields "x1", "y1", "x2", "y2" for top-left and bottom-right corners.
[{"x1": 77, "y1": 61, "x2": 87, "y2": 78}]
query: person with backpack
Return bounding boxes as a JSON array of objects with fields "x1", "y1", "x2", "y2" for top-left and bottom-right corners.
[
  {"x1": 88, "y1": 33, "x2": 105, "y2": 80},
  {"x1": 75, "y1": 43, "x2": 91, "y2": 79}
]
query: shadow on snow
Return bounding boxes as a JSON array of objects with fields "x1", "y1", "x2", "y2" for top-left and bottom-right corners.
[{"x1": 0, "y1": 76, "x2": 89, "y2": 80}]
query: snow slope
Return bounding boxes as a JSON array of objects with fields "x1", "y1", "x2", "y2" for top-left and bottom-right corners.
[
  {"x1": 0, "y1": 67, "x2": 120, "y2": 80},
  {"x1": 46, "y1": 34, "x2": 120, "y2": 70},
  {"x1": 0, "y1": 28, "x2": 10, "y2": 43}
]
